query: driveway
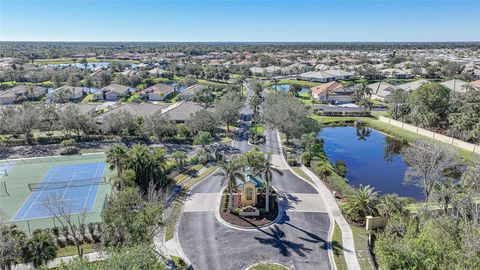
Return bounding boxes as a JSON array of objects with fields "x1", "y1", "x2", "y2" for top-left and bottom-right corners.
[{"x1": 177, "y1": 83, "x2": 332, "y2": 270}]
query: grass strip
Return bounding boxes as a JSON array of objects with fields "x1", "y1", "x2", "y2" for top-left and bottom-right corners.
[
  {"x1": 332, "y1": 222, "x2": 348, "y2": 270},
  {"x1": 56, "y1": 243, "x2": 94, "y2": 257}
]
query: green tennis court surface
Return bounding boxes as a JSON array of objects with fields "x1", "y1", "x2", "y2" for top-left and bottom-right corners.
[{"x1": 0, "y1": 154, "x2": 113, "y2": 234}]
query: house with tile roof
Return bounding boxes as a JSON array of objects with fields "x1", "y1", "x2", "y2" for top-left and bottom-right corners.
[
  {"x1": 140, "y1": 83, "x2": 176, "y2": 101},
  {"x1": 310, "y1": 81, "x2": 355, "y2": 103}
]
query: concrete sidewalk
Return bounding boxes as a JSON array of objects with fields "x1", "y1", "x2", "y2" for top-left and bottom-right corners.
[{"x1": 301, "y1": 166, "x2": 361, "y2": 270}]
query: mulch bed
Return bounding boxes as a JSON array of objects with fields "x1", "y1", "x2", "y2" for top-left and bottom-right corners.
[{"x1": 219, "y1": 193, "x2": 279, "y2": 228}]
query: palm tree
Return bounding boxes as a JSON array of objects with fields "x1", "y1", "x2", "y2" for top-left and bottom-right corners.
[
  {"x1": 106, "y1": 144, "x2": 128, "y2": 191},
  {"x1": 256, "y1": 153, "x2": 283, "y2": 212},
  {"x1": 217, "y1": 157, "x2": 245, "y2": 212},
  {"x1": 171, "y1": 151, "x2": 187, "y2": 169},
  {"x1": 344, "y1": 185, "x2": 379, "y2": 224},
  {"x1": 21, "y1": 232, "x2": 57, "y2": 269},
  {"x1": 378, "y1": 194, "x2": 407, "y2": 218},
  {"x1": 249, "y1": 94, "x2": 262, "y2": 116}
]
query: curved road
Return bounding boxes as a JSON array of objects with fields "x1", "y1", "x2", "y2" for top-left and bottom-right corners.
[{"x1": 177, "y1": 86, "x2": 332, "y2": 270}]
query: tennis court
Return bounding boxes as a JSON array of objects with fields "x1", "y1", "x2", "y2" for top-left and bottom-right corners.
[{"x1": 13, "y1": 162, "x2": 106, "y2": 221}]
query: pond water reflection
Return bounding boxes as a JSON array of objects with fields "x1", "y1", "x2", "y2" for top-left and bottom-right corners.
[{"x1": 319, "y1": 126, "x2": 423, "y2": 199}]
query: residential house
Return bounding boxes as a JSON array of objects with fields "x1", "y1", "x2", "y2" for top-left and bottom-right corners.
[
  {"x1": 95, "y1": 103, "x2": 166, "y2": 123},
  {"x1": 55, "y1": 103, "x2": 96, "y2": 117},
  {"x1": 310, "y1": 81, "x2": 355, "y2": 103},
  {"x1": 140, "y1": 84, "x2": 176, "y2": 101},
  {"x1": 381, "y1": 68, "x2": 414, "y2": 79},
  {"x1": 0, "y1": 85, "x2": 47, "y2": 104},
  {"x1": 161, "y1": 101, "x2": 205, "y2": 123},
  {"x1": 440, "y1": 79, "x2": 468, "y2": 93},
  {"x1": 299, "y1": 71, "x2": 336, "y2": 82},
  {"x1": 323, "y1": 69, "x2": 354, "y2": 80},
  {"x1": 46, "y1": 86, "x2": 84, "y2": 103},
  {"x1": 148, "y1": 67, "x2": 167, "y2": 77},
  {"x1": 397, "y1": 79, "x2": 429, "y2": 92},
  {"x1": 367, "y1": 82, "x2": 397, "y2": 102},
  {"x1": 179, "y1": 84, "x2": 206, "y2": 101},
  {"x1": 94, "y1": 84, "x2": 131, "y2": 101}
]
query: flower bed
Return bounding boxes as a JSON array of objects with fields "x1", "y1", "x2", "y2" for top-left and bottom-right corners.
[{"x1": 219, "y1": 193, "x2": 279, "y2": 228}]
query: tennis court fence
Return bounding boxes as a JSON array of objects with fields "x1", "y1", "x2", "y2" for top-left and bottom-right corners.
[
  {"x1": 0, "y1": 152, "x2": 106, "y2": 166},
  {"x1": 1, "y1": 194, "x2": 109, "y2": 236}
]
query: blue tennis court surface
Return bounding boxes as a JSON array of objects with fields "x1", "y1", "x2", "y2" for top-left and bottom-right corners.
[{"x1": 14, "y1": 162, "x2": 106, "y2": 221}]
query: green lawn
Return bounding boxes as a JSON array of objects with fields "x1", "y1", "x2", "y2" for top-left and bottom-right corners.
[
  {"x1": 298, "y1": 93, "x2": 312, "y2": 104},
  {"x1": 290, "y1": 167, "x2": 312, "y2": 182},
  {"x1": 173, "y1": 164, "x2": 203, "y2": 184},
  {"x1": 332, "y1": 222, "x2": 348, "y2": 270},
  {"x1": 164, "y1": 196, "x2": 184, "y2": 241},
  {"x1": 249, "y1": 263, "x2": 289, "y2": 270},
  {"x1": 350, "y1": 224, "x2": 375, "y2": 270},
  {"x1": 0, "y1": 80, "x2": 53, "y2": 87},
  {"x1": 57, "y1": 243, "x2": 94, "y2": 257},
  {"x1": 81, "y1": 94, "x2": 94, "y2": 103}
]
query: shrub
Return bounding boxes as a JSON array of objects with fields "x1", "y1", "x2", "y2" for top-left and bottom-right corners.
[
  {"x1": 334, "y1": 160, "x2": 347, "y2": 177},
  {"x1": 301, "y1": 152, "x2": 313, "y2": 166},
  {"x1": 259, "y1": 208, "x2": 266, "y2": 215},
  {"x1": 287, "y1": 156, "x2": 297, "y2": 166}
]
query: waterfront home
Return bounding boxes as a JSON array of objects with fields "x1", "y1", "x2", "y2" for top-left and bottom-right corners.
[
  {"x1": 311, "y1": 81, "x2": 355, "y2": 103},
  {"x1": 140, "y1": 84, "x2": 176, "y2": 101}
]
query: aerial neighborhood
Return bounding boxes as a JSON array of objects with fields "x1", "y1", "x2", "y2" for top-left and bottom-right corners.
[{"x1": 1, "y1": 42, "x2": 479, "y2": 270}]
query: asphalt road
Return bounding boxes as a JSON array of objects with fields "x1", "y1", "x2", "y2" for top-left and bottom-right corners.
[{"x1": 177, "y1": 83, "x2": 332, "y2": 270}]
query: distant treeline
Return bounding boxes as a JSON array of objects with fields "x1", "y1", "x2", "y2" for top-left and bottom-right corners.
[{"x1": 1, "y1": 41, "x2": 479, "y2": 60}]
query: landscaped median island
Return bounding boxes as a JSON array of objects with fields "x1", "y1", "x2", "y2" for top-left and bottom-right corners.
[
  {"x1": 247, "y1": 262, "x2": 290, "y2": 270},
  {"x1": 219, "y1": 188, "x2": 279, "y2": 228}
]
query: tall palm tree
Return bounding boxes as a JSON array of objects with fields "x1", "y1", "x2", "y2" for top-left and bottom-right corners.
[
  {"x1": 344, "y1": 185, "x2": 379, "y2": 224},
  {"x1": 256, "y1": 153, "x2": 283, "y2": 213},
  {"x1": 106, "y1": 144, "x2": 128, "y2": 191},
  {"x1": 217, "y1": 157, "x2": 245, "y2": 212}
]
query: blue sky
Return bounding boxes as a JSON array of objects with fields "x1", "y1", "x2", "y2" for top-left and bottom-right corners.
[{"x1": 1, "y1": 0, "x2": 479, "y2": 42}]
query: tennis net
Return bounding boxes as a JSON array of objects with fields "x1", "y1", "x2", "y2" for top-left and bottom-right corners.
[{"x1": 28, "y1": 177, "x2": 107, "y2": 191}]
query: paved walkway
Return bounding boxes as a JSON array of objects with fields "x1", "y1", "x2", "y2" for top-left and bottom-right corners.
[{"x1": 300, "y1": 166, "x2": 361, "y2": 270}]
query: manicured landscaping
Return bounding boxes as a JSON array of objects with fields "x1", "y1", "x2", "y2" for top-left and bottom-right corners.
[
  {"x1": 249, "y1": 263, "x2": 289, "y2": 270},
  {"x1": 290, "y1": 166, "x2": 312, "y2": 182},
  {"x1": 173, "y1": 164, "x2": 203, "y2": 184},
  {"x1": 219, "y1": 194, "x2": 279, "y2": 228}
]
